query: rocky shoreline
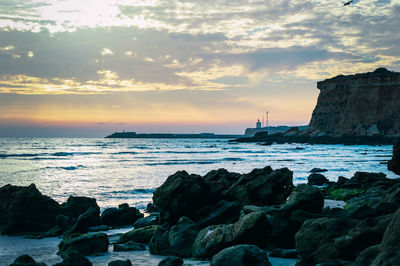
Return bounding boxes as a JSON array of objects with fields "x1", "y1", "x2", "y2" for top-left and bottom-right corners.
[
  {"x1": 1, "y1": 159, "x2": 400, "y2": 266},
  {"x1": 232, "y1": 131, "x2": 398, "y2": 145}
]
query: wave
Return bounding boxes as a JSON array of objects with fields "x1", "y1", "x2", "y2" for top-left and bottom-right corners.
[
  {"x1": 111, "y1": 151, "x2": 138, "y2": 155},
  {"x1": 0, "y1": 153, "x2": 44, "y2": 158},
  {"x1": 144, "y1": 159, "x2": 219, "y2": 166},
  {"x1": 150, "y1": 150, "x2": 219, "y2": 154},
  {"x1": 223, "y1": 157, "x2": 245, "y2": 161},
  {"x1": 60, "y1": 165, "x2": 86, "y2": 170}
]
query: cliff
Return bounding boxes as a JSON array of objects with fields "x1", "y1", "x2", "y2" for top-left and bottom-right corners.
[{"x1": 308, "y1": 68, "x2": 400, "y2": 137}]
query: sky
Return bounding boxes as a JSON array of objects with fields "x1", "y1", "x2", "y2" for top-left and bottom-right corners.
[{"x1": 0, "y1": 0, "x2": 399, "y2": 137}]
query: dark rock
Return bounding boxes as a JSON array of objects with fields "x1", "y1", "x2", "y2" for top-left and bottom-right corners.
[
  {"x1": 145, "y1": 203, "x2": 161, "y2": 213},
  {"x1": 113, "y1": 241, "x2": 146, "y2": 251},
  {"x1": 210, "y1": 244, "x2": 271, "y2": 266},
  {"x1": 196, "y1": 200, "x2": 241, "y2": 228},
  {"x1": 354, "y1": 245, "x2": 380, "y2": 266},
  {"x1": 58, "y1": 232, "x2": 109, "y2": 255},
  {"x1": 88, "y1": 225, "x2": 109, "y2": 232},
  {"x1": 158, "y1": 256, "x2": 183, "y2": 266},
  {"x1": 0, "y1": 184, "x2": 60, "y2": 235},
  {"x1": 55, "y1": 215, "x2": 72, "y2": 231},
  {"x1": 224, "y1": 167, "x2": 294, "y2": 206},
  {"x1": 152, "y1": 171, "x2": 207, "y2": 223},
  {"x1": 70, "y1": 207, "x2": 100, "y2": 234},
  {"x1": 310, "y1": 168, "x2": 328, "y2": 173},
  {"x1": 388, "y1": 139, "x2": 400, "y2": 175},
  {"x1": 101, "y1": 205, "x2": 143, "y2": 227},
  {"x1": 60, "y1": 196, "x2": 99, "y2": 220},
  {"x1": 202, "y1": 168, "x2": 241, "y2": 201},
  {"x1": 108, "y1": 260, "x2": 132, "y2": 266},
  {"x1": 371, "y1": 209, "x2": 400, "y2": 265},
  {"x1": 268, "y1": 248, "x2": 298, "y2": 259},
  {"x1": 10, "y1": 255, "x2": 47, "y2": 266},
  {"x1": 149, "y1": 225, "x2": 172, "y2": 255},
  {"x1": 192, "y1": 211, "x2": 268, "y2": 258},
  {"x1": 43, "y1": 225, "x2": 63, "y2": 237},
  {"x1": 133, "y1": 215, "x2": 158, "y2": 229},
  {"x1": 308, "y1": 173, "x2": 329, "y2": 186},
  {"x1": 285, "y1": 184, "x2": 324, "y2": 213},
  {"x1": 53, "y1": 251, "x2": 92, "y2": 266},
  {"x1": 118, "y1": 203, "x2": 129, "y2": 209},
  {"x1": 118, "y1": 225, "x2": 159, "y2": 244},
  {"x1": 168, "y1": 217, "x2": 199, "y2": 257}
]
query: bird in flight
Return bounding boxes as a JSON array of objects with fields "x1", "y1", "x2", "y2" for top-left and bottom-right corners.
[{"x1": 343, "y1": 0, "x2": 354, "y2": 6}]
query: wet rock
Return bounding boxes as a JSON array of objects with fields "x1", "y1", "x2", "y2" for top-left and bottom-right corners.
[
  {"x1": 268, "y1": 248, "x2": 298, "y2": 259},
  {"x1": 192, "y1": 211, "x2": 268, "y2": 258},
  {"x1": 388, "y1": 139, "x2": 400, "y2": 175},
  {"x1": 113, "y1": 241, "x2": 146, "y2": 251},
  {"x1": 149, "y1": 225, "x2": 172, "y2": 255},
  {"x1": 210, "y1": 245, "x2": 271, "y2": 266},
  {"x1": 108, "y1": 260, "x2": 132, "y2": 266},
  {"x1": 169, "y1": 217, "x2": 199, "y2": 257},
  {"x1": 158, "y1": 256, "x2": 183, "y2": 266},
  {"x1": 43, "y1": 225, "x2": 63, "y2": 237},
  {"x1": 58, "y1": 232, "x2": 109, "y2": 255},
  {"x1": 55, "y1": 215, "x2": 73, "y2": 231},
  {"x1": 70, "y1": 207, "x2": 100, "y2": 234},
  {"x1": 196, "y1": 200, "x2": 241, "y2": 228},
  {"x1": 133, "y1": 215, "x2": 158, "y2": 229},
  {"x1": 10, "y1": 255, "x2": 47, "y2": 266},
  {"x1": 285, "y1": 184, "x2": 324, "y2": 214},
  {"x1": 88, "y1": 225, "x2": 109, "y2": 232},
  {"x1": 0, "y1": 184, "x2": 60, "y2": 235},
  {"x1": 53, "y1": 251, "x2": 92, "y2": 266},
  {"x1": 371, "y1": 209, "x2": 400, "y2": 265},
  {"x1": 101, "y1": 204, "x2": 143, "y2": 227},
  {"x1": 354, "y1": 245, "x2": 380, "y2": 266},
  {"x1": 308, "y1": 173, "x2": 329, "y2": 186},
  {"x1": 202, "y1": 168, "x2": 241, "y2": 202},
  {"x1": 60, "y1": 196, "x2": 99, "y2": 220},
  {"x1": 118, "y1": 225, "x2": 159, "y2": 244},
  {"x1": 224, "y1": 167, "x2": 294, "y2": 206},
  {"x1": 153, "y1": 171, "x2": 207, "y2": 223}
]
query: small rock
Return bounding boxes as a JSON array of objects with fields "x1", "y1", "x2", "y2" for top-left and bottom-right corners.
[
  {"x1": 168, "y1": 217, "x2": 199, "y2": 257},
  {"x1": 388, "y1": 139, "x2": 400, "y2": 175},
  {"x1": 69, "y1": 207, "x2": 100, "y2": 234},
  {"x1": 118, "y1": 225, "x2": 159, "y2": 244},
  {"x1": 133, "y1": 215, "x2": 158, "y2": 229},
  {"x1": 58, "y1": 232, "x2": 109, "y2": 255},
  {"x1": 10, "y1": 255, "x2": 47, "y2": 266},
  {"x1": 308, "y1": 173, "x2": 329, "y2": 186},
  {"x1": 158, "y1": 256, "x2": 184, "y2": 266},
  {"x1": 53, "y1": 251, "x2": 92, "y2": 266},
  {"x1": 113, "y1": 241, "x2": 146, "y2": 251},
  {"x1": 101, "y1": 205, "x2": 144, "y2": 227},
  {"x1": 108, "y1": 259, "x2": 132, "y2": 266},
  {"x1": 210, "y1": 244, "x2": 271, "y2": 266},
  {"x1": 60, "y1": 196, "x2": 99, "y2": 219},
  {"x1": 88, "y1": 225, "x2": 109, "y2": 232},
  {"x1": 268, "y1": 248, "x2": 298, "y2": 259},
  {"x1": 149, "y1": 225, "x2": 172, "y2": 255},
  {"x1": 310, "y1": 168, "x2": 328, "y2": 173}
]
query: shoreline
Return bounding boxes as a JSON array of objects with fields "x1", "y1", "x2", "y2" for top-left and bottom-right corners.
[{"x1": 1, "y1": 162, "x2": 400, "y2": 265}]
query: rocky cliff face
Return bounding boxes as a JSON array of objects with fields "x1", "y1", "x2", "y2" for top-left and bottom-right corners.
[{"x1": 308, "y1": 68, "x2": 400, "y2": 137}]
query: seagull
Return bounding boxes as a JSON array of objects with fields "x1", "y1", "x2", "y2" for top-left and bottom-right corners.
[{"x1": 343, "y1": 0, "x2": 354, "y2": 6}]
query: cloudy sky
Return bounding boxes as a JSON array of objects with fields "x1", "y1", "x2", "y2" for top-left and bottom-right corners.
[{"x1": 0, "y1": 0, "x2": 399, "y2": 136}]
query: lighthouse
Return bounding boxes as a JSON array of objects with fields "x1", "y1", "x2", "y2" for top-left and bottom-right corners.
[{"x1": 256, "y1": 119, "x2": 262, "y2": 129}]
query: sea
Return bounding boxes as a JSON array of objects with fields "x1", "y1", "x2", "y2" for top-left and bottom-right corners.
[{"x1": 0, "y1": 137, "x2": 398, "y2": 265}]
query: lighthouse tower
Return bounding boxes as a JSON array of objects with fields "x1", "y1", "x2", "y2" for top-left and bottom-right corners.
[{"x1": 256, "y1": 119, "x2": 262, "y2": 129}]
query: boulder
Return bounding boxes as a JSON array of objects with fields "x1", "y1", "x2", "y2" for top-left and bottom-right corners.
[
  {"x1": 58, "y1": 232, "x2": 109, "y2": 255},
  {"x1": 371, "y1": 209, "x2": 400, "y2": 265},
  {"x1": 152, "y1": 171, "x2": 207, "y2": 223},
  {"x1": 101, "y1": 204, "x2": 143, "y2": 227},
  {"x1": 192, "y1": 211, "x2": 268, "y2": 258},
  {"x1": 224, "y1": 167, "x2": 294, "y2": 206},
  {"x1": 388, "y1": 139, "x2": 400, "y2": 175},
  {"x1": 60, "y1": 196, "x2": 99, "y2": 219},
  {"x1": 354, "y1": 245, "x2": 380, "y2": 266},
  {"x1": 196, "y1": 200, "x2": 241, "y2": 228},
  {"x1": 118, "y1": 225, "x2": 159, "y2": 244},
  {"x1": 133, "y1": 215, "x2": 158, "y2": 229},
  {"x1": 70, "y1": 207, "x2": 100, "y2": 234},
  {"x1": 0, "y1": 184, "x2": 60, "y2": 235},
  {"x1": 210, "y1": 244, "x2": 271, "y2": 266},
  {"x1": 53, "y1": 251, "x2": 92, "y2": 266},
  {"x1": 149, "y1": 225, "x2": 172, "y2": 255},
  {"x1": 202, "y1": 168, "x2": 241, "y2": 202},
  {"x1": 285, "y1": 184, "x2": 324, "y2": 213},
  {"x1": 308, "y1": 173, "x2": 329, "y2": 186},
  {"x1": 9, "y1": 255, "x2": 47, "y2": 266},
  {"x1": 168, "y1": 217, "x2": 199, "y2": 257},
  {"x1": 158, "y1": 256, "x2": 183, "y2": 266},
  {"x1": 108, "y1": 260, "x2": 132, "y2": 266},
  {"x1": 113, "y1": 241, "x2": 146, "y2": 251}
]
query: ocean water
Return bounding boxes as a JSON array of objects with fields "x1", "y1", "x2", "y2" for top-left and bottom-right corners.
[
  {"x1": 0, "y1": 137, "x2": 398, "y2": 265},
  {"x1": 0, "y1": 137, "x2": 397, "y2": 210}
]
